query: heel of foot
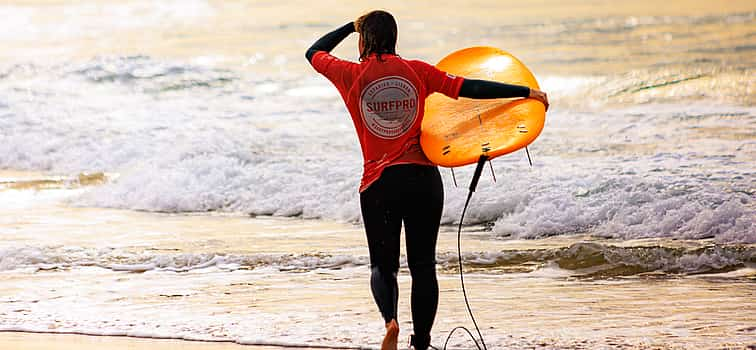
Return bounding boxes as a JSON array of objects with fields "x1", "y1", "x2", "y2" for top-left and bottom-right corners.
[{"x1": 381, "y1": 319, "x2": 399, "y2": 350}]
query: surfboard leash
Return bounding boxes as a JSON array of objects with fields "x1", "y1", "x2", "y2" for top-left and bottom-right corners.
[
  {"x1": 435, "y1": 154, "x2": 489, "y2": 350},
  {"x1": 435, "y1": 147, "x2": 533, "y2": 349}
]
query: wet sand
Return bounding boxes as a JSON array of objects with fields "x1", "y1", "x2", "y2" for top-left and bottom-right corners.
[{"x1": 0, "y1": 331, "x2": 334, "y2": 350}]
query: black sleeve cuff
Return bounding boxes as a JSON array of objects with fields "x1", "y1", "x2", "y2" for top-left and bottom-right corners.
[{"x1": 305, "y1": 22, "x2": 355, "y2": 62}]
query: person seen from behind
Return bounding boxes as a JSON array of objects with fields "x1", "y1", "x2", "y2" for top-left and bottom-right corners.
[{"x1": 305, "y1": 10, "x2": 548, "y2": 350}]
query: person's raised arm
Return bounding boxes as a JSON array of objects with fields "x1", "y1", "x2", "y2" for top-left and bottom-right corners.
[
  {"x1": 459, "y1": 79, "x2": 549, "y2": 111},
  {"x1": 305, "y1": 22, "x2": 356, "y2": 63}
]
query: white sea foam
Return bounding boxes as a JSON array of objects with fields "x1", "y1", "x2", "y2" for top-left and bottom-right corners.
[
  {"x1": 478, "y1": 170, "x2": 756, "y2": 244},
  {"x1": 0, "y1": 246, "x2": 370, "y2": 273},
  {"x1": 1, "y1": 56, "x2": 754, "y2": 244}
]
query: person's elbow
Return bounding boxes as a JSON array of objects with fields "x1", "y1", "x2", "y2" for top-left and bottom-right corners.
[
  {"x1": 305, "y1": 48, "x2": 317, "y2": 63},
  {"x1": 305, "y1": 49, "x2": 312, "y2": 63}
]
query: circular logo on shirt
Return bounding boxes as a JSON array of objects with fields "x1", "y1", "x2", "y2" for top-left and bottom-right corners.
[{"x1": 360, "y1": 76, "x2": 419, "y2": 139}]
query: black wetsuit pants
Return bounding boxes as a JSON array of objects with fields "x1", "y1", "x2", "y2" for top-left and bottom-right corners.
[{"x1": 360, "y1": 164, "x2": 443, "y2": 350}]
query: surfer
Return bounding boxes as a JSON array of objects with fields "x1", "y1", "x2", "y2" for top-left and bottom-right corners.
[{"x1": 306, "y1": 10, "x2": 547, "y2": 350}]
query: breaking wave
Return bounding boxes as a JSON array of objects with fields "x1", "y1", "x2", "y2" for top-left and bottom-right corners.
[
  {"x1": 2, "y1": 242, "x2": 753, "y2": 278},
  {"x1": 1, "y1": 56, "x2": 754, "y2": 244}
]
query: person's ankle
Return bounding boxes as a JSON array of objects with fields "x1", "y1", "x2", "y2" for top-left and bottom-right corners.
[
  {"x1": 381, "y1": 319, "x2": 399, "y2": 350},
  {"x1": 409, "y1": 333, "x2": 431, "y2": 350}
]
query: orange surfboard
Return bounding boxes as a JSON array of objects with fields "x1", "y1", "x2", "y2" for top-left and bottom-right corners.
[{"x1": 421, "y1": 46, "x2": 546, "y2": 167}]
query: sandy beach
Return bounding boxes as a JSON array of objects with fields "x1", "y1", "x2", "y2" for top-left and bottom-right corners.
[{"x1": 0, "y1": 331, "x2": 327, "y2": 350}]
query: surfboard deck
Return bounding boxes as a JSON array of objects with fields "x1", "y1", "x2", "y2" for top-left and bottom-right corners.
[{"x1": 421, "y1": 46, "x2": 546, "y2": 167}]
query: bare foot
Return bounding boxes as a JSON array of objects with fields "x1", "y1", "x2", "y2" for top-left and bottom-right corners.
[{"x1": 381, "y1": 319, "x2": 399, "y2": 350}]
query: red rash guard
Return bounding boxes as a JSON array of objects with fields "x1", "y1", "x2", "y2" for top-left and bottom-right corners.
[{"x1": 311, "y1": 51, "x2": 464, "y2": 191}]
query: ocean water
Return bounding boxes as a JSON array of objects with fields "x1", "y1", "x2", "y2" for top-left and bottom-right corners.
[{"x1": 0, "y1": 0, "x2": 755, "y2": 348}]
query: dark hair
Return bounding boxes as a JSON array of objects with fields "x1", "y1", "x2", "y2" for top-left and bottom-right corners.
[{"x1": 356, "y1": 10, "x2": 397, "y2": 61}]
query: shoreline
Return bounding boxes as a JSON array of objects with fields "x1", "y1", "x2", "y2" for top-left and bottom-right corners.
[{"x1": 0, "y1": 331, "x2": 366, "y2": 350}]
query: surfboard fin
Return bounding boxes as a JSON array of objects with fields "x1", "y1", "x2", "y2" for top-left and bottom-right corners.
[
  {"x1": 525, "y1": 146, "x2": 533, "y2": 167},
  {"x1": 488, "y1": 160, "x2": 496, "y2": 183}
]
